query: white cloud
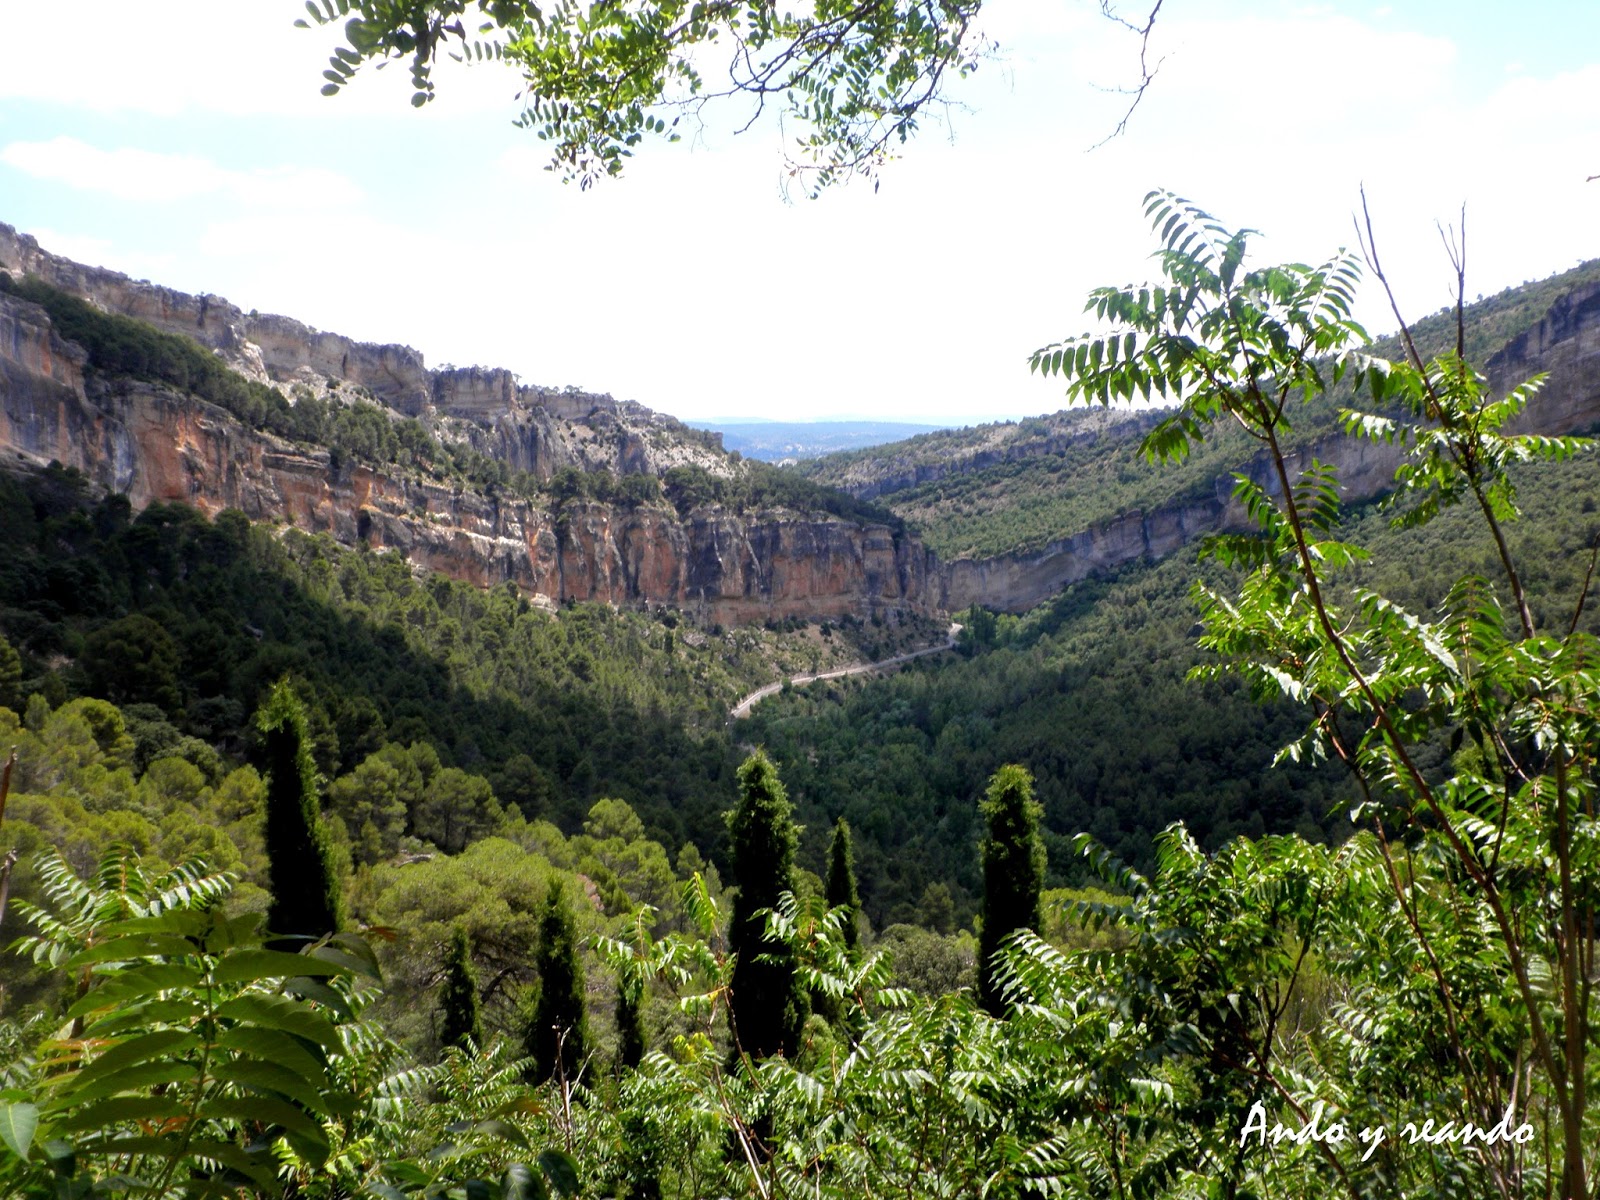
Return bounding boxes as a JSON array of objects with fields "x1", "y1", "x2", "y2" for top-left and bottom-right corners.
[
  {"x1": 0, "y1": 0, "x2": 522, "y2": 118},
  {"x1": 3, "y1": 2, "x2": 1595, "y2": 426},
  {"x1": 1, "y1": 137, "x2": 363, "y2": 209}
]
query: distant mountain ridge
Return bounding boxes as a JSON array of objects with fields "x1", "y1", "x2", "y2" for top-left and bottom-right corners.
[
  {"x1": 696, "y1": 420, "x2": 948, "y2": 461},
  {"x1": 4, "y1": 218, "x2": 1599, "y2": 620},
  {"x1": 803, "y1": 260, "x2": 1600, "y2": 602}
]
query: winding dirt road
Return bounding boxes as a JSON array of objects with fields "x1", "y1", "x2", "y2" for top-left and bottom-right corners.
[{"x1": 729, "y1": 623, "x2": 963, "y2": 719}]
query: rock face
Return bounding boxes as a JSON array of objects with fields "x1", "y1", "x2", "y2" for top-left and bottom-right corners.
[
  {"x1": 0, "y1": 284, "x2": 933, "y2": 625},
  {"x1": 1488, "y1": 281, "x2": 1600, "y2": 434},
  {"x1": 805, "y1": 408, "x2": 1161, "y2": 500},
  {"x1": 0, "y1": 222, "x2": 729, "y2": 483},
  {"x1": 938, "y1": 286, "x2": 1600, "y2": 613},
  {"x1": 5, "y1": 217, "x2": 1598, "y2": 624},
  {"x1": 938, "y1": 431, "x2": 1412, "y2": 612}
]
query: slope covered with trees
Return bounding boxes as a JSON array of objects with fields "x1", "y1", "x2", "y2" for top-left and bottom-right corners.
[
  {"x1": 2, "y1": 195, "x2": 1599, "y2": 1199},
  {"x1": 798, "y1": 257, "x2": 1600, "y2": 561},
  {"x1": 0, "y1": 462, "x2": 932, "y2": 869}
]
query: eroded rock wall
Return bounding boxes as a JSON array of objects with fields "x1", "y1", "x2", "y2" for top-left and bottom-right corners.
[
  {"x1": 0, "y1": 222, "x2": 729, "y2": 483},
  {"x1": 6, "y1": 216, "x2": 1598, "y2": 625},
  {"x1": 0, "y1": 287, "x2": 930, "y2": 623}
]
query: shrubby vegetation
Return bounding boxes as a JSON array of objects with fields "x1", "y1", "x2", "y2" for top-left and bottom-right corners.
[
  {"x1": 659, "y1": 460, "x2": 902, "y2": 528},
  {"x1": 2, "y1": 197, "x2": 1598, "y2": 1197}
]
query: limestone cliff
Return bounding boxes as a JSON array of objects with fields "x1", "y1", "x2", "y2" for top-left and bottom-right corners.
[
  {"x1": 0, "y1": 293, "x2": 933, "y2": 622},
  {"x1": 802, "y1": 408, "x2": 1161, "y2": 500},
  {"x1": 0, "y1": 222, "x2": 728, "y2": 484},
  {"x1": 5, "y1": 217, "x2": 1598, "y2": 624}
]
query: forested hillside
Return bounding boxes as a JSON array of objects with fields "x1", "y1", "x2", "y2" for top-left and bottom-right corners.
[
  {"x1": 0, "y1": 463, "x2": 942, "y2": 866},
  {"x1": 753, "y1": 446, "x2": 1600, "y2": 924},
  {"x1": 3, "y1": 197, "x2": 1597, "y2": 1197},
  {"x1": 800, "y1": 258, "x2": 1600, "y2": 561}
]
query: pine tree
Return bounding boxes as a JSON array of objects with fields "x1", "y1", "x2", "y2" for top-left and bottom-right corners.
[
  {"x1": 977, "y1": 763, "x2": 1045, "y2": 1018},
  {"x1": 438, "y1": 925, "x2": 483, "y2": 1053},
  {"x1": 825, "y1": 817, "x2": 861, "y2": 953},
  {"x1": 726, "y1": 750, "x2": 807, "y2": 1060},
  {"x1": 525, "y1": 880, "x2": 588, "y2": 1085},
  {"x1": 256, "y1": 679, "x2": 343, "y2": 942}
]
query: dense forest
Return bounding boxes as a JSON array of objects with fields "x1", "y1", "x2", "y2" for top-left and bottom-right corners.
[
  {"x1": 0, "y1": 463, "x2": 946, "y2": 868},
  {"x1": 2, "y1": 195, "x2": 1599, "y2": 1197}
]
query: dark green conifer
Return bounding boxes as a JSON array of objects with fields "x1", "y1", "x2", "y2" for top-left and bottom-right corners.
[
  {"x1": 438, "y1": 925, "x2": 483, "y2": 1053},
  {"x1": 726, "y1": 750, "x2": 807, "y2": 1060},
  {"x1": 615, "y1": 970, "x2": 647, "y2": 1071},
  {"x1": 977, "y1": 763, "x2": 1045, "y2": 1018},
  {"x1": 525, "y1": 880, "x2": 588, "y2": 1084},
  {"x1": 825, "y1": 817, "x2": 861, "y2": 953},
  {"x1": 256, "y1": 679, "x2": 343, "y2": 941}
]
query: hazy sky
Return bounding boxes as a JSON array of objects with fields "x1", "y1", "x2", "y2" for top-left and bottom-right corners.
[{"x1": 2, "y1": 1, "x2": 1597, "y2": 427}]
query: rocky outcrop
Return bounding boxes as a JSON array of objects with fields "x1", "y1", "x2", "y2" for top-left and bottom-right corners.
[
  {"x1": 0, "y1": 222, "x2": 728, "y2": 483},
  {"x1": 0, "y1": 287, "x2": 931, "y2": 623},
  {"x1": 939, "y1": 289, "x2": 1600, "y2": 613},
  {"x1": 1488, "y1": 280, "x2": 1600, "y2": 434},
  {"x1": 806, "y1": 408, "x2": 1160, "y2": 500},
  {"x1": 5, "y1": 216, "x2": 1598, "y2": 624},
  {"x1": 939, "y1": 431, "x2": 1412, "y2": 612}
]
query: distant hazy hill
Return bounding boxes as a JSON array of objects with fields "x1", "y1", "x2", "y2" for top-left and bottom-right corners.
[{"x1": 694, "y1": 420, "x2": 948, "y2": 461}]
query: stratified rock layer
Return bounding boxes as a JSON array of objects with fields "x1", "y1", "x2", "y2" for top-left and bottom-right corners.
[
  {"x1": 4, "y1": 220, "x2": 1598, "y2": 620},
  {"x1": 0, "y1": 233, "x2": 934, "y2": 624}
]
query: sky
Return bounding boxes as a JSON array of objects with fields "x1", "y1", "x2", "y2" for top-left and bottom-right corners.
[{"x1": 1, "y1": 1, "x2": 1597, "y2": 428}]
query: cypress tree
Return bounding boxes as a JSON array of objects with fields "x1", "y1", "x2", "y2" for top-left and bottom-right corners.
[
  {"x1": 438, "y1": 925, "x2": 483, "y2": 1053},
  {"x1": 824, "y1": 817, "x2": 862, "y2": 953},
  {"x1": 977, "y1": 763, "x2": 1045, "y2": 1018},
  {"x1": 256, "y1": 680, "x2": 343, "y2": 942},
  {"x1": 615, "y1": 969, "x2": 647, "y2": 1071},
  {"x1": 525, "y1": 880, "x2": 588, "y2": 1085},
  {"x1": 726, "y1": 750, "x2": 807, "y2": 1060}
]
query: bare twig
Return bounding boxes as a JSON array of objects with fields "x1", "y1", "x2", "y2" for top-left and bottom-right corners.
[
  {"x1": 1089, "y1": 0, "x2": 1166, "y2": 150},
  {"x1": 1566, "y1": 533, "x2": 1600, "y2": 637},
  {"x1": 1356, "y1": 187, "x2": 1536, "y2": 640}
]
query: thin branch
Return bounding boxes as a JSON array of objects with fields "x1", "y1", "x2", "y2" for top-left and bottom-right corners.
[
  {"x1": 0, "y1": 749, "x2": 16, "y2": 936},
  {"x1": 1088, "y1": 0, "x2": 1166, "y2": 150},
  {"x1": 1566, "y1": 533, "x2": 1600, "y2": 637},
  {"x1": 1356, "y1": 187, "x2": 1536, "y2": 640}
]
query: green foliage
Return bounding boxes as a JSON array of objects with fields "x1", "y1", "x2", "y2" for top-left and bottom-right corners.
[
  {"x1": 0, "y1": 846, "x2": 371, "y2": 1199},
  {"x1": 256, "y1": 679, "x2": 344, "y2": 941},
  {"x1": 1040, "y1": 189, "x2": 1600, "y2": 1199},
  {"x1": 823, "y1": 817, "x2": 861, "y2": 953},
  {"x1": 525, "y1": 881, "x2": 587, "y2": 1086},
  {"x1": 607, "y1": 907, "x2": 651, "y2": 1073},
  {"x1": 439, "y1": 925, "x2": 484, "y2": 1053},
  {"x1": 0, "y1": 635, "x2": 21, "y2": 711},
  {"x1": 726, "y1": 751, "x2": 808, "y2": 1060},
  {"x1": 298, "y1": 0, "x2": 986, "y2": 193},
  {"x1": 78, "y1": 614, "x2": 182, "y2": 711},
  {"x1": 976, "y1": 763, "x2": 1043, "y2": 1017},
  {"x1": 357, "y1": 837, "x2": 561, "y2": 1048}
]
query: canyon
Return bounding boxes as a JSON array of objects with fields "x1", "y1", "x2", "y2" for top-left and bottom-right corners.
[{"x1": 4, "y1": 220, "x2": 1599, "y2": 622}]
